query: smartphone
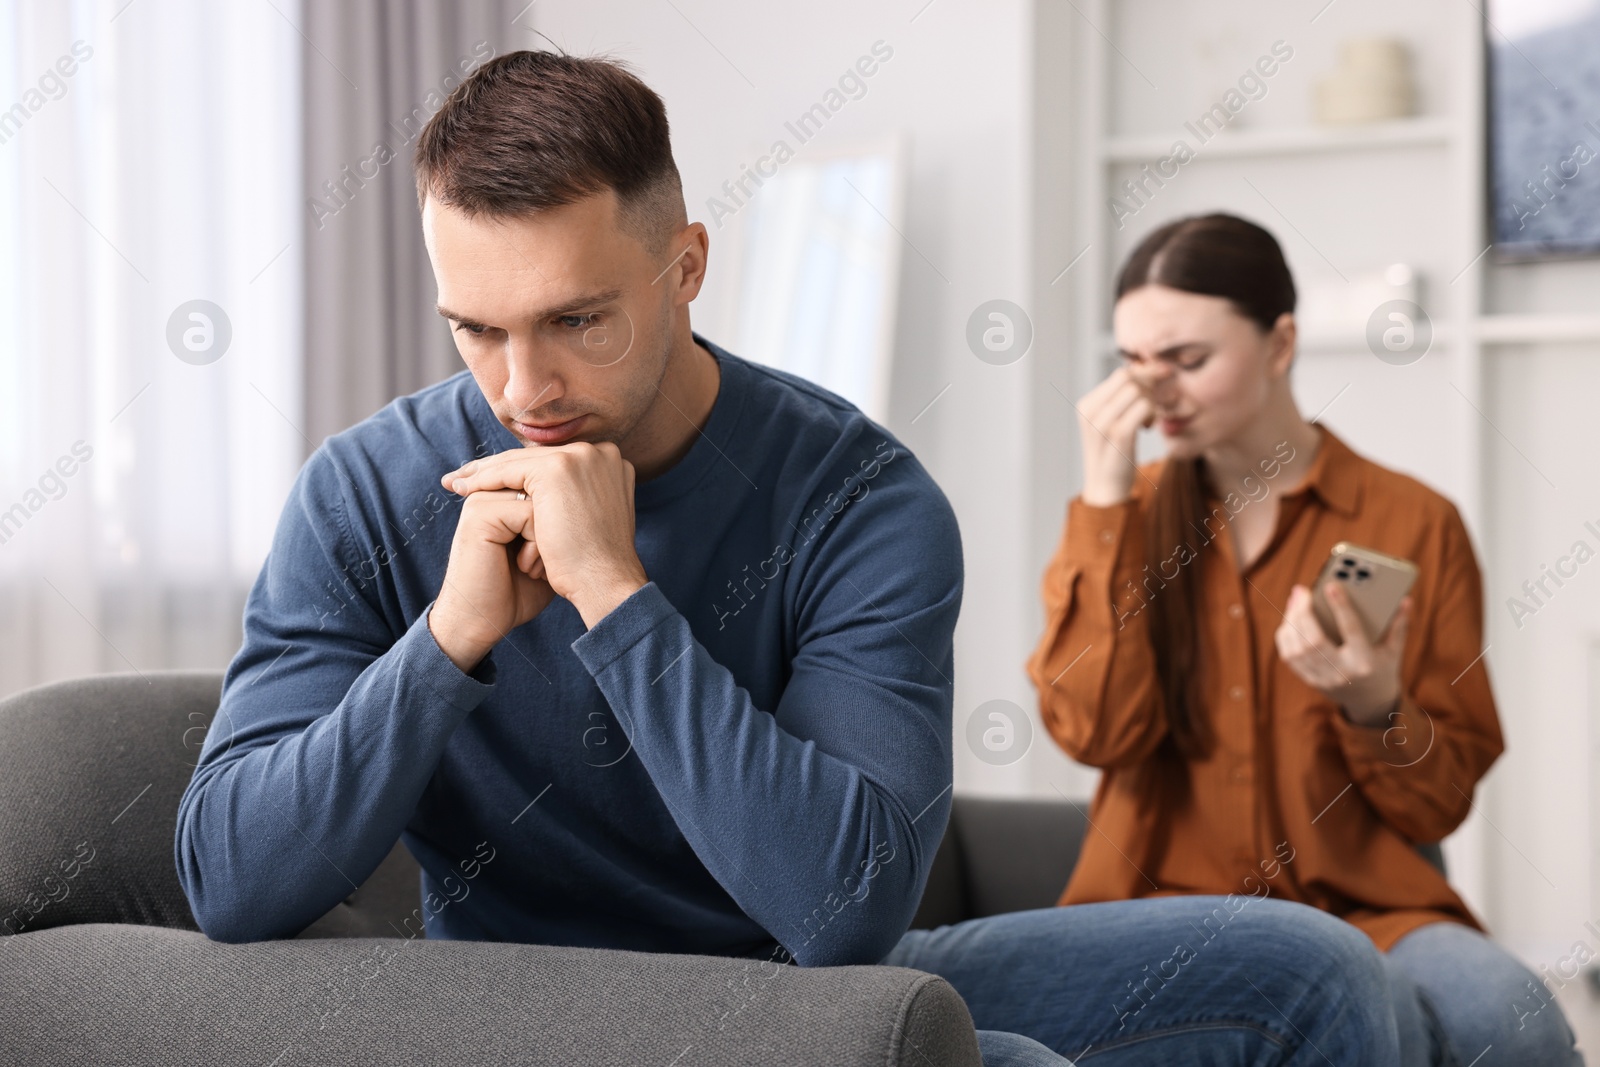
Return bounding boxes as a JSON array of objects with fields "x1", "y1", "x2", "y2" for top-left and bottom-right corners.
[{"x1": 1310, "y1": 542, "x2": 1417, "y2": 645}]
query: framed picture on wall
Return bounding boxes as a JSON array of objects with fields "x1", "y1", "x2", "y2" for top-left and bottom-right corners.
[{"x1": 1488, "y1": 0, "x2": 1600, "y2": 258}]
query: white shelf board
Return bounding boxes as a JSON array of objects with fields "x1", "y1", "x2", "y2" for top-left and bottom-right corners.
[
  {"x1": 1102, "y1": 116, "x2": 1455, "y2": 164},
  {"x1": 1475, "y1": 314, "x2": 1600, "y2": 345},
  {"x1": 1298, "y1": 327, "x2": 1456, "y2": 355}
]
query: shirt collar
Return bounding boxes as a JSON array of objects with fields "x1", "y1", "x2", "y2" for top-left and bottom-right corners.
[{"x1": 1290, "y1": 424, "x2": 1362, "y2": 518}]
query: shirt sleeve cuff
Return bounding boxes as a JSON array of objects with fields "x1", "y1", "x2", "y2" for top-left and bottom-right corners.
[
  {"x1": 1067, "y1": 496, "x2": 1148, "y2": 608},
  {"x1": 409, "y1": 601, "x2": 498, "y2": 709},
  {"x1": 570, "y1": 581, "x2": 676, "y2": 676},
  {"x1": 1332, "y1": 693, "x2": 1426, "y2": 771},
  {"x1": 1067, "y1": 496, "x2": 1144, "y2": 569}
]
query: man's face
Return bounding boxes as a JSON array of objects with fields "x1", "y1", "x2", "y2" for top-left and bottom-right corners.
[{"x1": 424, "y1": 189, "x2": 677, "y2": 447}]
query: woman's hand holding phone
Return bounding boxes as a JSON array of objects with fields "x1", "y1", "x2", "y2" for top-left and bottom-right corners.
[
  {"x1": 1077, "y1": 366, "x2": 1155, "y2": 506},
  {"x1": 1276, "y1": 580, "x2": 1413, "y2": 727}
]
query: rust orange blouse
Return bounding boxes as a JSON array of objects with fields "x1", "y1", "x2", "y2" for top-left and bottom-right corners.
[{"x1": 1026, "y1": 425, "x2": 1505, "y2": 951}]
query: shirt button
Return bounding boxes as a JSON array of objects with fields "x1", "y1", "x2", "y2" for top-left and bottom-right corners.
[
  {"x1": 1228, "y1": 603, "x2": 1244, "y2": 619},
  {"x1": 1099, "y1": 529, "x2": 1114, "y2": 544},
  {"x1": 1229, "y1": 685, "x2": 1245, "y2": 701}
]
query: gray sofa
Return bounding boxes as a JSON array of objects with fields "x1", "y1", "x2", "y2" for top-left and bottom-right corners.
[{"x1": 0, "y1": 671, "x2": 1090, "y2": 1066}]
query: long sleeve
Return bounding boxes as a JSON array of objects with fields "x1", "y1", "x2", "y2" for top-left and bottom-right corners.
[
  {"x1": 1330, "y1": 503, "x2": 1505, "y2": 843},
  {"x1": 1027, "y1": 495, "x2": 1168, "y2": 768},
  {"x1": 570, "y1": 479, "x2": 962, "y2": 969},
  {"x1": 174, "y1": 449, "x2": 494, "y2": 943}
]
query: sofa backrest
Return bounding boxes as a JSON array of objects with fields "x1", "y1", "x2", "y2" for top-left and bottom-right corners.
[
  {"x1": 0, "y1": 670, "x2": 1443, "y2": 943},
  {"x1": 0, "y1": 671, "x2": 216, "y2": 936},
  {"x1": 0, "y1": 670, "x2": 440, "y2": 940},
  {"x1": 909, "y1": 795, "x2": 1089, "y2": 929},
  {"x1": 0, "y1": 671, "x2": 1089, "y2": 941}
]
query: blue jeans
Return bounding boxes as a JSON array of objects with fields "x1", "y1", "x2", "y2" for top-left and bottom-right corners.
[
  {"x1": 882, "y1": 895, "x2": 1401, "y2": 1066},
  {"x1": 1385, "y1": 921, "x2": 1582, "y2": 1066}
]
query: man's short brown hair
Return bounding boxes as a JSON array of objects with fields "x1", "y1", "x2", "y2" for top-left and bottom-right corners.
[{"x1": 414, "y1": 50, "x2": 685, "y2": 253}]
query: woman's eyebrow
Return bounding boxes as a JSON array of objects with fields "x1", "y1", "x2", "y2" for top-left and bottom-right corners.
[{"x1": 1118, "y1": 341, "x2": 1210, "y2": 359}]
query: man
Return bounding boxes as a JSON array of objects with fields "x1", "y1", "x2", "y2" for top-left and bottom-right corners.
[{"x1": 176, "y1": 51, "x2": 1400, "y2": 1066}]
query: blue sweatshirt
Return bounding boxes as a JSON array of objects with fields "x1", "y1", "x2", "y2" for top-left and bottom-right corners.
[{"x1": 174, "y1": 335, "x2": 962, "y2": 967}]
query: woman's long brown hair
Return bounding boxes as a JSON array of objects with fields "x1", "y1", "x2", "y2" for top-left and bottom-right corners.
[{"x1": 1113, "y1": 214, "x2": 1296, "y2": 759}]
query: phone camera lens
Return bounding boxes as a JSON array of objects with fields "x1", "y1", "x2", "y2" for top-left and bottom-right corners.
[
  {"x1": 1335, "y1": 568, "x2": 1350, "y2": 579},
  {"x1": 1341, "y1": 557, "x2": 1357, "y2": 567},
  {"x1": 1355, "y1": 568, "x2": 1371, "y2": 580}
]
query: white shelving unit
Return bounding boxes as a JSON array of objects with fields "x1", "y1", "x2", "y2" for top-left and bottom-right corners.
[{"x1": 1102, "y1": 114, "x2": 1456, "y2": 163}]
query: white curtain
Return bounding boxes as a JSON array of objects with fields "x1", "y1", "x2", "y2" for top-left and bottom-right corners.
[{"x1": 0, "y1": 0, "x2": 303, "y2": 696}]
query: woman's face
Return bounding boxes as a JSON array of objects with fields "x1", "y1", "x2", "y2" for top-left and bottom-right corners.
[{"x1": 1110, "y1": 283, "x2": 1290, "y2": 460}]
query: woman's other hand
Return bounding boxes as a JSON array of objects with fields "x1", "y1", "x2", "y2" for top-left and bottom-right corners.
[{"x1": 1276, "y1": 581, "x2": 1413, "y2": 726}]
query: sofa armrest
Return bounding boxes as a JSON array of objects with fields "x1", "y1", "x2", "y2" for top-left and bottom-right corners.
[{"x1": 0, "y1": 923, "x2": 982, "y2": 1067}]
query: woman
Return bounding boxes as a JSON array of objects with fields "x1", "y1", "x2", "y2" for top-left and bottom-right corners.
[{"x1": 1028, "y1": 212, "x2": 1580, "y2": 1066}]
